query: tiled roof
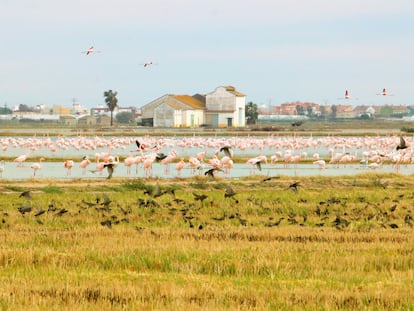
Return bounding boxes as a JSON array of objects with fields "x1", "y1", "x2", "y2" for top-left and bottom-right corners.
[
  {"x1": 173, "y1": 95, "x2": 205, "y2": 109},
  {"x1": 224, "y1": 86, "x2": 245, "y2": 97}
]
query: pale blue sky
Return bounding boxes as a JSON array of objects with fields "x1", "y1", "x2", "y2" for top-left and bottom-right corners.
[{"x1": 1, "y1": 0, "x2": 414, "y2": 108}]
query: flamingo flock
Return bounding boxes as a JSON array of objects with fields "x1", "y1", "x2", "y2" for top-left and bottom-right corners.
[{"x1": 1, "y1": 133, "x2": 413, "y2": 178}]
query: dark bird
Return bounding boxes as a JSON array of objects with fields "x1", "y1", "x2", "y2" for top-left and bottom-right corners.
[
  {"x1": 262, "y1": 176, "x2": 280, "y2": 182},
  {"x1": 193, "y1": 192, "x2": 208, "y2": 203},
  {"x1": 224, "y1": 185, "x2": 239, "y2": 203},
  {"x1": 101, "y1": 194, "x2": 112, "y2": 208},
  {"x1": 19, "y1": 191, "x2": 32, "y2": 200},
  {"x1": 55, "y1": 208, "x2": 68, "y2": 216},
  {"x1": 333, "y1": 215, "x2": 350, "y2": 228},
  {"x1": 389, "y1": 204, "x2": 397, "y2": 212},
  {"x1": 253, "y1": 159, "x2": 262, "y2": 171},
  {"x1": 101, "y1": 219, "x2": 112, "y2": 228},
  {"x1": 153, "y1": 183, "x2": 164, "y2": 198},
  {"x1": 18, "y1": 203, "x2": 32, "y2": 215},
  {"x1": 155, "y1": 152, "x2": 167, "y2": 162},
  {"x1": 204, "y1": 167, "x2": 223, "y2": 179},
  {"x1": 396, "y1": 136, "x2": 408, "y2": 150},
  {"x1": 34, "y1": 207, "x2": 45, "y2": 217},
  {"x1": 288, "y1": 181, "x2": 300, "y2": 193},
  {"x1": 103, "y1": 162, "x2": 117, "y2": 179},
  {"x1": 220, "y1": 146, "x2": 233, "y2": 158},
  {"x1": 82, "y1": 199, "x2": 97, "y2": 208},
  {"x1": 404, "y1": 214, "x2": 413, "y2": 226},
  {"x1": 48, "y1": 199, "x2": 57, "y2": 212},
  {"x1": 291, "y1": 120, "x2": 303, "y2": 127}
]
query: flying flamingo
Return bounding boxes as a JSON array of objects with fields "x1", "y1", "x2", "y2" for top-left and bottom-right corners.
[
  {"x1": 30, "y1": 157, "x2": 45, "y2": 177},
  {"x1": 82, "y1": 46, "x2": 101, "y2": 55},
  {"x1": 64, "y1": 160, "x2": 74, "y2": 176},
  {"x1": 338, "y1": 90, "x2": 358, "y2": 100},
  {"x1": 376, "y1": 88, "x2": 394, "y2": 96},
  {"x1": 142, "y1": 61, "x2": 157, "y2": 67}
]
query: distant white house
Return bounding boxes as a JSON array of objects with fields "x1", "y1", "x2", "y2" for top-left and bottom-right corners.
[
  {"x1": 140, "y1": 95, "x2": 205, "y2": 127},
  {"x1": 140, "y1": 85, "x2": 246, "y2": 128},
  {"x1": 205, "y1": 86, "x2": 246, "y2": 127}
]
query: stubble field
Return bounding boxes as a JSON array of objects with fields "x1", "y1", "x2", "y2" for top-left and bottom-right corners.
[{"x1": 1, "y1": 173, "x2": 414, "y2": 310}]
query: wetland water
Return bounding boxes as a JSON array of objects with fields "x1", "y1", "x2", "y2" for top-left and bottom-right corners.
[{"x1": 0, "y1": 134, "x2": 411, "y2": 180}]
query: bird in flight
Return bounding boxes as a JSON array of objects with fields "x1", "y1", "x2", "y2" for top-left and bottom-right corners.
[
  {"x1": 82, "y1": 46, "x2": 101, "y2": 55},
  {"x1": 397, "y1": 136, "x2": 408, "y2": 151},
  {"x1": 204, "y1": 167, "x2": 223, "y2": 180},
  {"x1": 338, "y1": 90, "x2": 358, "y2": 100},
  {"x1": 288, "y1": 181, "x2": 300, "y2": 193},
  {"x1": 377, "y1": 88, "x2": 394, "y2": 96},
  {"x1": 220, "y1": 146, "x2": 233, "y2": 158},
  {"x1": 142, "y1": 61, "x2": 157, "y2": 67}
]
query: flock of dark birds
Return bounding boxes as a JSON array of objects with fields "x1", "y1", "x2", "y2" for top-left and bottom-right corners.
[
  {"x1": 1, "y1": 175, "x2": 412, "y2": 232},
  {"x1": 1, "y1": 139, "x2": 412, "y2": 231}
]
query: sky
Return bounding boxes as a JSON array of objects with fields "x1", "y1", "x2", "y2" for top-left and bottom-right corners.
[{"x1": 1, "y1": 0, "x2": 414, "y2": 109}]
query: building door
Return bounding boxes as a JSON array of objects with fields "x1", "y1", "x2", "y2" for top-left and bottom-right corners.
[
  {"x1": 190, "y1": 114, "x2": 194, "y2": 127},
  {"x1": 227, "y1": 118, "x2": 233, "y2": 127},
  {"x1": 210, "y1": 114, "x2": 218, "y2": 127}
]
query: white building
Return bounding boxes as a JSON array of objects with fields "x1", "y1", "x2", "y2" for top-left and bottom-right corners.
[{"x1": 205, "y1": 86, "x2": 246, "y2": 127}]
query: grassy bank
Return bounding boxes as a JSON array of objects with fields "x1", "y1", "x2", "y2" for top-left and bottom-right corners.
[{"x1": 0, "y1": 174, "x2": 413, "y2": 309}]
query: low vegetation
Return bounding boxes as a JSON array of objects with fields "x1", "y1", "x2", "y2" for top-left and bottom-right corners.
[{"x1": 0, "y1": 174, "x2": 413, "y2": 309}]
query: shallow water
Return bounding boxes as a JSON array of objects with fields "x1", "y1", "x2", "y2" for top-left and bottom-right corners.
[
  {"x1": 1, "y1": 162, "x2": 410, "y2": 180},
  {"x1": 1, "y1": 134, "x2": 410, "y2": 180}
]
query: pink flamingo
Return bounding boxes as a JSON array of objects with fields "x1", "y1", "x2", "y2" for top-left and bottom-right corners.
[
  {"x1": 14, "y1": 154, "x2": 28, "y2": 167},
  {"x1": 313, "y1": 160, "x2": 326, "y2": 170},
  {"x1": 207, "y1": 155, "x2": 221, "y2": 169},
  {"x1": 79, "y1": 156, "x2": 91, "y2": 175},
  {"x1": 196, "y1": 151, "x2": 207, "y2": 162},
  {"x1": 220, "y1": 156, "x2": 234, "y2": 174},
  {"x1": 246, "y1": 156, "x2": 265, "y2": 175},
  {"x1": 188, "y1": 156, "x2": 201, "y2": 175},
  {"x1": 124, "y1": 154, "x2": 136, "y2": 176},
  {"x1": 134, "y1": 155, "x2": 143, "y2": 175},
  {"x1": 142, "y1": 154, "x2": 156, "y2": 177},
  {"x1": 82, "y1": 46, "x2": 101, "y2": 55},
  {"x1": 175, "y1": 158, "x2": 186, "y2": 176},
  {"x1": 30, "y1": 157, "x2": 45, "y2": 177},
  {"x1": 161, "y1": 150, "x2": 178, "y2": 174},
  {"x1": 64, "y1": 160, "x2": 74, "y2": 176}
]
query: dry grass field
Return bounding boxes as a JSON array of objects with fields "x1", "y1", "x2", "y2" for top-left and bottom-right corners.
[{"x1": 0, "y1": 173, "x2": 413, "y2": 310}]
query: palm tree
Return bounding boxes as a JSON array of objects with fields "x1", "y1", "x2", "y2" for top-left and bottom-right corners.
[
  {"x1": 104, "y1": 90, "x2": 118, "y2": 126},
  {"x1": 245, "y1": 101, "x2": 258, "y2": 125}
]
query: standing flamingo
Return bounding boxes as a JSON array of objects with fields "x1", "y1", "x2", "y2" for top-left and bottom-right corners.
[
  {"x1": 124, "y1": 154, "x2": 136, "y2": 176},
  {"x1": 14, "y1": 154, "x2": 28, "y2": 167},
  {"x1": 0, "y1": 160, "x2": 5, "y2": 177},
  {"x1": 79, "y1": 156, "x2": 91, "y2": 175},
  {"x1": 64, "y1": 160, "x2": 74, "y2": 176},
  {"x1": 175, "y1": 158, "x2": 186, "y2": 176},
  {"x1": 160, "y1": 150, "x2": 178, "y2": 174},
  {"x1": 30, "y1": 157, "x2": 45, "y2": 177}
]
